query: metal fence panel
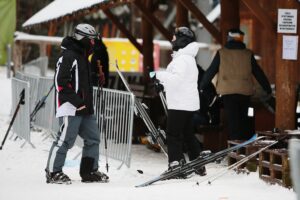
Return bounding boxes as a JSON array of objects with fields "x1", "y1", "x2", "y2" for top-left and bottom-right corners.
[
  {"x1": 75, "y1": 87, "x2": 135, "y2": 167},
  {"x1": 14, "y1": 71, "x2": 40, "y2": 114},
  {"x1": 11, "y1": 78, "x2": 31, "y2": 143},
  {"x1": 33, "y1": 77, "x2": 59, "y2": 132}
]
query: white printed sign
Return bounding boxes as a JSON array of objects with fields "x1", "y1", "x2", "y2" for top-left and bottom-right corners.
[
  {"x1": 278, "y1": 9, "x2": 297, "y2": 33},
  {"x1": 282, "y1": 35, "x2": 298, "y2": 60}
]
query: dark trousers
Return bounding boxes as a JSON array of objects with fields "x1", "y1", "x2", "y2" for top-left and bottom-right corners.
[
  {"x1": 167, "y1": 110, "x2": 201, "y2": 163},
  {"x1": 222, "y1": 94, "x2": 253, "y2": 140},
  {"x1": 46, "y1": 115, "x2": 100, "y2": 173}
]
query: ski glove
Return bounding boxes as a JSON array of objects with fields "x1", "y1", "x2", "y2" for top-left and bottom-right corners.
[
  {"x1": 149, "y1": 71, "x2": 156, "y2": 79},
  {"x1": 154, "y1": 80, "x2": 164, "y2": 93}
]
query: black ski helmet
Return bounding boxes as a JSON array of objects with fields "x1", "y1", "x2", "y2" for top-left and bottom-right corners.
[{"x1": 172, "y1": 27, "x2": 196, "y2": 51}]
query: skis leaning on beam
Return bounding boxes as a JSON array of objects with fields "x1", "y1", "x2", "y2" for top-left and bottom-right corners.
[
  {"x1": 135, "y1": 135, "x2": 265, "y2": 187},
  {"x1": 199, "y1": 139, "x2": 279, "y2": 185},
  {"x1": 114, "y1": 60, "x2": 168, "y2": 156}
]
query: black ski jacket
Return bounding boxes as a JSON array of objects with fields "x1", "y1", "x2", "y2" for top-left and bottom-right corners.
[
  {"x1": 54, "y1": 36, "x2": 94, "y2": 117},
  {"x1": 200, "y1": 41, "x2": 272, "y2": 95}
]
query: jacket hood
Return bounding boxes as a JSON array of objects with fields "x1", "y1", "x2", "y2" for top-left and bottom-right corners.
[
  {"x1": 61, "y1": 36, "x2": 84, "y2": 54},
  {"x1": 173, "y1": 42, "x2": 201, "y2": 58}
]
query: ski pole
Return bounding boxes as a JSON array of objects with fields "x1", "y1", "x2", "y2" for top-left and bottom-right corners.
[
  {"x1": 114, "y1": 60, "x2": 168, "y2": 156},
  {"x1": 0, "y1": 89, "x2": 25, "y2": 150},
  {"x1": 30, "y1": 84, "x2": 54, "y2": 122},
  {"x1": 154, "y1": 79, "x2": 168, "y2": 117},
  {"x1": 97, "y1": 60, "x2": 109, "y2": 173}
]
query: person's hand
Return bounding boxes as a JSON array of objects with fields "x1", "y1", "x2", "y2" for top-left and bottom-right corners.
[
  {"x1": 99, "y1": 72, "x2": 105, "y2": 86},
  {"x1": 97, "y1": 60, "x2": 105, "y2": 86},
  {"x1": 77, "y1": 105, "x2": 86, "y2": 111},
  {"x1": 154, "y1": 81, "x2": 164, "y2": 93},
  {"x1": 149, "y1": 71, "x2": 156, "y2": 79}
]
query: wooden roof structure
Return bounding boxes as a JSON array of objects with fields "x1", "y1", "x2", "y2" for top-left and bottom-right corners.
[{"x1": 20, "y1": 0, "x2": 300, "y2": 131}]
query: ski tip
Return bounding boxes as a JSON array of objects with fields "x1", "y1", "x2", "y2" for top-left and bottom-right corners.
[
  {"x1": 135, "y1": 183, "x2": 146, "y2": 188},
  {"x1": 250, "y1": 134, "x2": 257, "y2": 140},
  {"x1": 115, "y1": 60, "x2": 119, "y2": 68}
]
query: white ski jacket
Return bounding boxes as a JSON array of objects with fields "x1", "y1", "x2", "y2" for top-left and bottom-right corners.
[{"x1": 156, "y1": 42, "x2": 200, "y2": 111}]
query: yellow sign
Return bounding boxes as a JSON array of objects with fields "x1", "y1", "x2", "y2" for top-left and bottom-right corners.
[
  {"x1": 102, "y1": 39, "x2": 160, "y2": 72},
  {"x1": 103, "y1": 39, "x2": 140, "y2": 72}
]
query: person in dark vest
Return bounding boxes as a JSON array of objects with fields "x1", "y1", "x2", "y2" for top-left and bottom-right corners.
[
  {"x1": 200, "y1": 28, "x2": 272, "y2": 140},
  {"x1": 45, "y1": 24, "x2": 108, "y2": 184}
]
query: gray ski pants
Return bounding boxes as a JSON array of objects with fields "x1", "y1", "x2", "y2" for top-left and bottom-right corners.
[{"x1": 46, "y1": 115, "x2": 100, "y2": 173}]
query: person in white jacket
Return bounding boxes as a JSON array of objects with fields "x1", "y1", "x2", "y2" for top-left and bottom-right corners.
[{"x1": 151, "y1": 27, "x2": 206, "y2": 177}]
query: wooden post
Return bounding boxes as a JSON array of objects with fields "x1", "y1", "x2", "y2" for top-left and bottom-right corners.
[
  {"x1": 275, "y1": 0, "x2": 300, "y2": 130},
  {"x1": 13, "y1": 41, "x2": 23, "y2": 73},
  {"x1": 47, "y1": 22, "x2": 57, "y2": 56},
  {"x1": 220, "y1": 0, "x2": 240, "y2": 45},
  {"x1": 141, "y1": 0, "x2": 154, "y2": 83},
  {"x1": 176, "y1": 0, "x2": 189, "y2": 27}
]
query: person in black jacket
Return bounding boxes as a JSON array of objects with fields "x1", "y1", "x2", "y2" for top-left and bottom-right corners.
[
  {"x1": 90, "y1": 37, "x2": 109, "y2": 87},
  {"x1": 200, "y1": 28, "x2": 272, "y2": 140},
  {"x1": 194, "y1": 64, "x2": 220, "y2": 127},
  {"x1": 45, "y1": 24, "x2": 108, "y2": 184}
]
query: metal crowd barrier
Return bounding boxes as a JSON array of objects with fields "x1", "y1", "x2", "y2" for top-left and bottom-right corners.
[
  {"x1": 12, "y1": 71, "x2": 135, "y2": 167},
  {"x1": 11, "y1": 78, "x2": 31, "y2": 143},
  {"x1": 75, "y1": 87, "x2": 135, "y2": 168},
  {"x1": 15, "y1": 71, "x2": 40, "y2": 114},
  {"x1": 34, "y1": 77, "x2": 59, "y2": 133}
]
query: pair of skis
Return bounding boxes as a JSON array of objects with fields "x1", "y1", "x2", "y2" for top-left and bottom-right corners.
[{"x1": 114, "y1": 61, "x2": 168, "y2": 156}]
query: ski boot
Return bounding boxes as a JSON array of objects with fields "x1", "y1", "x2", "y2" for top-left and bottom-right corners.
[
  {"x1": 45, "y1": 169, "x2": 72, "y2": 185},
  {"x1": 194, "y1": 166, "x2": 207, "y2": 176},
  {"x1": 80, "y1": 157, "x2": 109, "y2": 183},
  {"x1": 81, "y1": 170, "x2": 109, "y2": 183},
  {"x1": 193, "y1": 151, "x2": 210, "y2": 176},
  {"x1": 163, "y1": 159, "x2": 188, "y2": 179}
]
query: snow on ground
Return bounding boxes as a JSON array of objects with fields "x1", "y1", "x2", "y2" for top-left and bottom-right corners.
[{"x1": 0, "y1": 67, "x2": 297, "y2": 200}]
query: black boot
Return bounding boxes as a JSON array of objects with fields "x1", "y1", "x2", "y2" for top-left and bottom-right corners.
[
  {"x1": 163, "y1": 159, "x2": 188, "y2": 179},
  {"x1": 195, "y1": 166, "x2": 207, "y2": 176},
  {"x1": 80, "y1": 157, "x2": 109, "y2": 183}
]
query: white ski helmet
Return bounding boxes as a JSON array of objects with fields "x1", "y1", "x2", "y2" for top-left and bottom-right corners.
[{"x1": 73, "y1": 23, "x2": 98, "y2": 40}]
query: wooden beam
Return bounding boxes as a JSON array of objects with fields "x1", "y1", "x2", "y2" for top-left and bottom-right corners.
[
  {"x1": 141, "y1": 0, "x2": 154, "y2": 82},
  {"x1": 133, "y1": 1, "x2": 172, "y2": 41},
  {"x1": 176, "y1": 0, "x2": 189, "y2": 27},
  {"x1": 241, "y1": 0, "x2": 276, "y2": 38},
  {"x1": 220, "y1": 0, "x2": 240, "y2": 45},
  {"x1": 102, "y1": 9, "x2": 142, "y2": 53},
  {"x1": 177, "y1": 0, "x2": 222, "y2": 44},
  {"x1": 275, "y1": 0, "x2": 300, "y2": 130}
]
